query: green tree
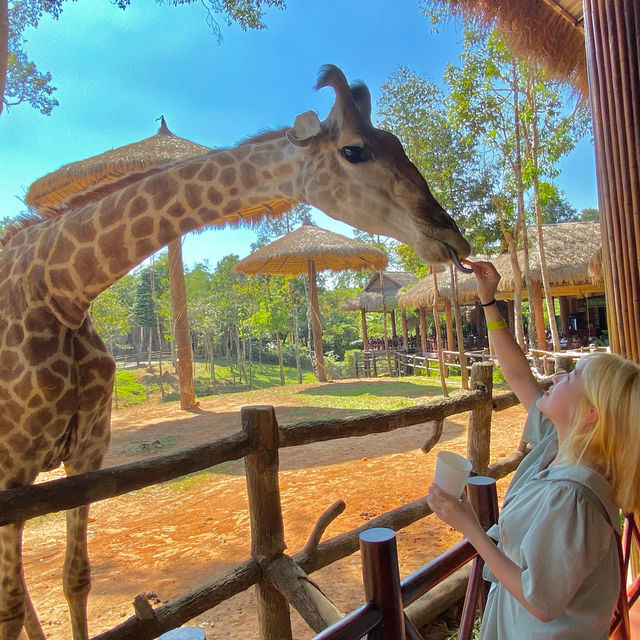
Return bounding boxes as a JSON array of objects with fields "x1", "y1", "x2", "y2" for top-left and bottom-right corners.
[
  {"x1": 2, "y1": 0, "x2": 285, "y2": 116},
  {"x1": 89, "y1": 274, "x2": 137, "y2": 354},
  {"x1": 537, "y1": 185, "x2": 580, "y2": 223},
  {"x1": 580, "y1": 207, "x2": 600, "y2": 222},
  {"x1": 132, "y1": 254, "x2": 169, "y2": 365},
  {"x1": 248, "y1": 278, "x2": 290, "y2": 385},
  {"x1": 377, "y1": 64, "x2": 499, "y2": 255}
]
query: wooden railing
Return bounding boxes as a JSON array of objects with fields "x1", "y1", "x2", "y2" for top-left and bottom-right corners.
[
  {"x1": 0, "y1": 362, "x2": 545, "y2": 639},
  {"x1": 312, "y1": 477, "x2": 499, "y2": 640}
]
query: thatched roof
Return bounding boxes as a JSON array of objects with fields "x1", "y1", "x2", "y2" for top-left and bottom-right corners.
[
  {"x1": 398, "y1": 264, "x2": 481, "y2": 309},
  {"x1": 25, "y1": 118, "x2": 212, "y2": 213},
  {"x1": 232, "y1": 224, "x2": 388, "y2": 276},
  {"x1": 21, "y1": 118, "x2": 296, "y2": 237},
  {"x1": 399, "y1": 221, "x2": 603, "y2": 307},
  {"x1": 341, "y1": 271, "x2": 418, "y2": 312},
  {"x1": 434, "y1": 0, "x2": 588, "y2": 96}
]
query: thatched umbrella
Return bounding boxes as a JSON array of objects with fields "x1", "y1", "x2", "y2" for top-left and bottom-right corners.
[
  {"x1": 435, "y1": 0, "x2": 640, "y2": 362},
  {"x1": 26, "y1": 117, "x2": 210, "y2": 212},
  {"x1": 342, "y1": 271, "x2": 417, "y2": 351},
  {"x1": 25, "y1": 118, "x2": 211, "y2": 410},
  {"x1": 232, "y1": 223, "x2": 388, "y2": 382}
]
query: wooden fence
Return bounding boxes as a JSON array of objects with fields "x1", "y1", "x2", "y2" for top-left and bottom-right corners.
[{"x1": 0, "y1": 362, "x2": 547, "y2": 640}]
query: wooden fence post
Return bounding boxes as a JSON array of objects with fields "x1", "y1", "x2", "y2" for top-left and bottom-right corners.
[
  {"x1": 243, "y1": 406, "x2": 292, "y2": 640},
  {"x1": 466, "y1": 362, "x2": 494, "y2": 475},
  {"x1": 360, "y1": 528, "x2": 406, "y2": 640},
  {"x1": 458, "y1": 476, "x2": 499, "y2": 640}
]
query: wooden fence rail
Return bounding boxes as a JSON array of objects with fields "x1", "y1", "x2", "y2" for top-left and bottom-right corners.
[{"x1": 1, "y1": 362, "x2": 539, "y2": 639}]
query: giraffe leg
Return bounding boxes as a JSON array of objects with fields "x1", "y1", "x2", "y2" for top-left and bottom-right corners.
[
  {"x1": 22, "y1": 579, "x2": 45, "y2": 640},
  {"x1": 62, "y1": 504, "x2": 91, "y2": 640},
  {"x1": 0, "y1": 523, "x2": 27, "y2": 640}
]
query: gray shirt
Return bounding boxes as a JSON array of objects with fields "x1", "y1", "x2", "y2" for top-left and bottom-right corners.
[{"x1": 479, "y1": 394, "x2": 620, "y2": 640}]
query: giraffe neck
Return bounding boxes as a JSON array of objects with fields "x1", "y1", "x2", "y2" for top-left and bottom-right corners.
[{"x1": 14, "y1": 136, "x2": 302, "y2": 327}]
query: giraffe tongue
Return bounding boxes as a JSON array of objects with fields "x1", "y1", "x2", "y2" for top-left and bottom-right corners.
[{"x1": 446, "y1": 245, "x2": 474, "y2": 273}]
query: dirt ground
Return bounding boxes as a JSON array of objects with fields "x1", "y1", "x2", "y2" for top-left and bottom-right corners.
[{"x1": 24, "y1": 380, "x2": 528, "y2": 639}]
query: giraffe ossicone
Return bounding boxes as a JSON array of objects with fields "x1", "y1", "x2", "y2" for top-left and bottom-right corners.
[{"x1": 0, "y1": 64, "x2": 470, "y2": 640}]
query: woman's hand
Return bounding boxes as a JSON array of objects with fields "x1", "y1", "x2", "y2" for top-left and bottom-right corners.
[
  {"x1": 427, "y1": 483, "x2": 483, "y2": 539},
  {"x1": 467, "y1": 260, "x2": 501, "y2": 305}
]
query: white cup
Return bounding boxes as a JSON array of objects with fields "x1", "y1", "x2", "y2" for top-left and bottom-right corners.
[{"x1": 434, "y1": 451, "x2": 472, "y2": 498}]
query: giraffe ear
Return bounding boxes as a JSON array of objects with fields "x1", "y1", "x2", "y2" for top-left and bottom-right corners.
[{"x1": 287, "y1": 110, "x2": 322, "y2": 147}]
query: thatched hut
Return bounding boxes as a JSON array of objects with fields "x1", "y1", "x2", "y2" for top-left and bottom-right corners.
[
  {"x1": 341, "y1": 271, "x2": 417, "y2": 351},
  {"x1": 433, "y1": 0, "x2": 640, "y2": 362},
  {"x1": 400, "y1": 222, "x2": 605, "y2": 350}
]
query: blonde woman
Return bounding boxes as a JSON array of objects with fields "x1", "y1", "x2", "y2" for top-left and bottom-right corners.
[{"x1": 427, "y1": 261, "x2": 640, "y2": 640}]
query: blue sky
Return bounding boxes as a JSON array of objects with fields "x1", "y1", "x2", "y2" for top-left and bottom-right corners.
[{"x1": 0, "y1": 0, "x2": 598, "y2": 271}]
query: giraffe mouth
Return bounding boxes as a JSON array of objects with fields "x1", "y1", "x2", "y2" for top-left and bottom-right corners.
[{"x1": 446, "y1": 245, "x2": 473, "y2": 273}]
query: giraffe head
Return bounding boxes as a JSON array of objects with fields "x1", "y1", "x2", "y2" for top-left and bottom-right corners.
[{"x1": 287, "y1": 65, "x2": 471, "y2": 269}]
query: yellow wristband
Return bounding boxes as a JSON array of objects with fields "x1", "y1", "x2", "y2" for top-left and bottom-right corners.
[{"x1": 486, "y1": 319, "x2": 507, "y2": 331}]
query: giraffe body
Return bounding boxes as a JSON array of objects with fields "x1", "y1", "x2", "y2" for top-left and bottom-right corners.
[{"x1": 0, "y1": 65, "x2": 470, "y2": 639}]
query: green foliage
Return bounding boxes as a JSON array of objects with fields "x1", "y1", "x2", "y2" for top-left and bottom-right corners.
[
  {"x1": 580, "y1": 207, "x2": 600, "y2": 222},
  {"x1": 89, "y1": 274, "x2": 137, "y2": 352},
  {"x1": 377, "y1": 64, "x2": 500, "y2": 254},
  {"x1": 5, "y1": 1, "x2": 59, "y2": 114},
  {"x1": 132, "y1": 256, "x2": 169, "y2": 328}
]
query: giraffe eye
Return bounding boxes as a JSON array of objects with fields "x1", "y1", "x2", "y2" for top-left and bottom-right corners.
[{"x1": 340, "y1": 146, "x2": 368, "y2": 163}]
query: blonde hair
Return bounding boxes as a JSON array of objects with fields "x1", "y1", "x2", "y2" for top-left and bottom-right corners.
[{"x1": 557, "y1": 353, "x2": 640, "y2": 514}]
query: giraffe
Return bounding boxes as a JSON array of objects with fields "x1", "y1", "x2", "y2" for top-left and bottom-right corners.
[{"x1": 0, "y1": 64, "x2": 470, "y2": 640}]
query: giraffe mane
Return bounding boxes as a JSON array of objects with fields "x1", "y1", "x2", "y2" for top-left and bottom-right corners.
[{"x1": 238, "y1": 126, "x2": 289, "y2": 146}]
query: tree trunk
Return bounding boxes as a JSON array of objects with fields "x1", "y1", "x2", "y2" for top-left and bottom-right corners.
[
  {"x1": 168, "y1": 239, "x2": 196, "y2": 409},
  {"x1": 431, "y1": 268, "x2": 447, "y2": 396},
  {"x1": 307, "y1": 260, "x2": 326, "y2": 382},
  {"x1": 450, "y1": 266, "x2": 469, "y2": 389},
  {"x1": 292, "y1": 305, "x2": 302, "y2": 384},
  {"x1": 511, "y1": 60, "x2": 538, "y2": 363},
  {"x1": 496, "y1": 201, "x2": 526, "y2": 349},
  {"x1": 276, "y1": 333, "x2": 285, "y2": 386},
  {"x1": 527, "y1": 72, "x2": 561, "y2": 352}
]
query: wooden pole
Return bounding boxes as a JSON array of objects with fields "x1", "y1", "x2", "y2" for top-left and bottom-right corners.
[
  {"x1": 360, "y1": 528, "x2": 406, "y2": 639},
  {"x1": 390, "y1": 310, "x2": 398, "y2": 339},
  {"x1": 419, "y1": 307, "x2": 428, "y2": 354},
  {"x1": 242, "y1": 406, "x2": 292, "y2": 640},
  {"x1": 507, "y1": 300, "x2": 515, "y2": 337},
  {"x1": 466, "y1": 362, "x2": 494, "y2": 475},
  {"x1": 401, "y1": 309, "x2": 409, "y2": 352},
  {"x1": 458, "y1": 477, "x2": 499, "y2": 640},
  {"x1": 584, "y1": 0, "x2": 640, "y2": 363},
  {"x1": 307, "y1": 259, "x2": 327, "y2": 382},
  {"x1": 444, "y1": 300, "x2": 455, "y2": 352},
  {"x1": 558, "y1": 296, "x2": 570, "y2": 337},
  {"x1": 432, "y1": 268, "x2": 447, "y2": 396},
  {"x1": 450, "y1": 266, "x2": 469, "y2": 390},
  {"x1": 168, "y1": 239, "x2": 196, "y2": 409},
  {"x1": 532, "y1": 281, "x2": 547, "y2": 351},
  {"x1": 360, "y1": 308, "x2": 369, "y2": 351}
]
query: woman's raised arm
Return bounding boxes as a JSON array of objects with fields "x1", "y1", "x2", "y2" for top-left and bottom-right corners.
[{"x1": 469, "y1": 261, "x2": 540, "y2": 411}]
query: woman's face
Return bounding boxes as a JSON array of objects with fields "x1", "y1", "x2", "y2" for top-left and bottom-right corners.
[{"x1": 536, "y1": 367, "x2": 587, "y2": 442}]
